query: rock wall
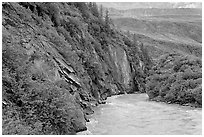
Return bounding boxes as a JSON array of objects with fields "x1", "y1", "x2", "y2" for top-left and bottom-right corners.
[{"x1": 108, "y1": 44, "x2": 131, "y2": 89}]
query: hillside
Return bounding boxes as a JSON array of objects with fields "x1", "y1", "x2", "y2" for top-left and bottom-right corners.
[
  {"x1": 109, "y1": 8, "x2": 201, "y2": 18},
  {"x1": 111, "y1": 9, "x2": 202, "y2": 59},
  {"x1": 2, "y1": 2, "x2": 151, "y2": 135}
]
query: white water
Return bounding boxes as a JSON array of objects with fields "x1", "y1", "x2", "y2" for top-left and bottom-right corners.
[{"x1": 86, "y1": 94, "x2": 202, "y2": 135}]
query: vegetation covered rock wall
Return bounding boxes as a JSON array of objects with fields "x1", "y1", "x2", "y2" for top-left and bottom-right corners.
[{"x1": 2, "y1": 2, "x2": 150, "y2": 134}]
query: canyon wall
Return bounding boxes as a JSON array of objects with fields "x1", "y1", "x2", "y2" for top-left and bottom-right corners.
[{"x1": 2, "y1": 2, "x2": 151, "y2": 134}]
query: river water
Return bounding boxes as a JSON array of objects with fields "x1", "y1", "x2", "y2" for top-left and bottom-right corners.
[{"x1": 85, "y1": 94, "x2": 202, "y2": 135}]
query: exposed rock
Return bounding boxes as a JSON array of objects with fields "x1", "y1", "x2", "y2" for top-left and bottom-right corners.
[{"x1": 108, "y1": 44, "x2": 131, "y2": 89}]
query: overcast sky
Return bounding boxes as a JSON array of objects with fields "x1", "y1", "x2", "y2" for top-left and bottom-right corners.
[{"x1": 97, "y1": 2, "x2": 202, "y2": 10}]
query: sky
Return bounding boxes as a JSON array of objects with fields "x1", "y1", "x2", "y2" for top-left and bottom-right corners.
[{"x1": 97, "y1": 2, "x2": 202, "y2": 10}]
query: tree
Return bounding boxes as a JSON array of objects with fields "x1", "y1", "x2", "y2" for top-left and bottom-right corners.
[
  {"x1": 133, "y1": 33, "x2": 137, "y2": 45},
  {"x1": 91, "y1": 2, "x2": 99, "y2": 17},
  {"x1": 126, "y1": 30, "x2": 131, "y2": 37},
  {"x1": 105, "y1": 9, "x2": 110, "y2": 30},
  {"x1": 74, "y1": 2, "x2": 90, "y2": 19},
  {"x1": 139, "y1": 43, "x2": 153, "y2": 74},
  {"x1": 88, "y1": 2, "x2": 93, "y2": 9},
  {"x1": 99, "y1": 5, "x2": 103, "y2": 19}
]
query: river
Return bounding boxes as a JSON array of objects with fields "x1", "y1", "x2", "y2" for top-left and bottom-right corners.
[{"x1": 82, "y1": 94, "x2": 202, "y2": 135}]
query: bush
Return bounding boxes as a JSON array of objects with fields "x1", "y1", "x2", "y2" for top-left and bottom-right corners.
[
  {"x1": 164, "y1": 91, "x2": 177, "y2": 103},
  {"x1": 182, "y1": 69, "x2": 202, "y2": 80},
  {"x1": 191, "y1": 85, "x2": 202, "y2": 105},
  {"x1": 146, "y1": 53, "x2": 202, "y2": 106},
  {"x1": 3, "y1": 106, "x2": 43, "y2": 135}
]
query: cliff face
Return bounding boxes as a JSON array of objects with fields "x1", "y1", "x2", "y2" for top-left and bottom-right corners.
[
  {"x1": 2, "y1": 2, "x2": 150, "y2": 134},
  {"x1": 108, "y1": 44, "x2": 131, "y2": 88}
]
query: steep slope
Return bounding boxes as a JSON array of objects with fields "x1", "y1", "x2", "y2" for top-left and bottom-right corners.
[{"x1": 2, "y1": 2, "x2": 151, "y2": 135}]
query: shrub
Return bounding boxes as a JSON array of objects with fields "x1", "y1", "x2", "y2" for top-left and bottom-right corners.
[
  {"x1": 164, "y1": 91, "x2": 177, "y2": 103},
  {"x1": 146, "y1": 88, "x2": 160, "y2": 99},
  {"x1": 191, "y1": 85, "x2": 202, "y2": 105},
  {"x1": 2, "y1": 105, "x2": 43, "y2": 135},
  {"x1": 182, "y1": 69, "x2": 202, "y2": 80},
  {"x1": 160, "y1": 84, "x2": 170, "y2": 97},
  {"x1": 146, "y1": 53, "x2": 202, "y2": 106},
  {"x1": 91, "y1": 23, "x2": 100, "y2": 34}
]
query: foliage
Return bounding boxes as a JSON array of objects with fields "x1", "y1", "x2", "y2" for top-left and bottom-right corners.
[
  {"x1": 90, "y1": 2, "x2": 99, "y2": 17},
  {"x1": 41, "y1": 3, "x2": 61, "y2": 27},
  {"x1": 99, "y1": 4, "x2": 103, "y2": 19},
  {"x1": 146, "y1": 53, "x2": 202, "y2": 107},
  {"x1": 2, "y1": 44, "x2": 86, "y2": 134},
  {"x1": 105, "y1": 9, "x2": 110, "y2": 31}
]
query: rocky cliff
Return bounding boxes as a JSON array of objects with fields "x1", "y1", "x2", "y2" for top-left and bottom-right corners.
[{"x1": 2, "y1": 2, "x2": 151, "y2": 134}]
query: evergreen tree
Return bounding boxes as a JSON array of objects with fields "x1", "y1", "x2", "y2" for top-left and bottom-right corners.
[
  {"x1": 133, "y1": 33, "x2": 137, "y2": 45},
  {"x1": 126, "y1": 30, "x2": 131, "y2": 37},
  {"x1": 91, "y1": 2, "x2": 99, "y2": 17},
  {"x1": 140, "y1": 43, "x2": 153, "y2": 74},
  {"x1": 74, "y1": 2, "x2": 89, "y2": 19},
  {"x1": 88, "y1": 2, "x2": 92, "y2": 9},
  {"x1": 105, "y1": 9, "x2": 110, "y2": 29},
  {"x1": 99, "y1": 5, "x2": 103, "y2": 19},
  {"x1": 133, "y1": 34, "x2": 136, "y2": 44}
]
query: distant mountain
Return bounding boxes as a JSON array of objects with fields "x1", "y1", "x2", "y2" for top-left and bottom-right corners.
[
  {"x1": 108, "y1": 8, "x2": 202, "y2": 18},
  {"x1": 97, "y1": 2, "x2": 202, "y2": 10}
]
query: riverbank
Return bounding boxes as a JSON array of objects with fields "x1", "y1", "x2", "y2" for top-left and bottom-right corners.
[{"x1": 150, "y1": 96, "x2": 202, "y2": 108}]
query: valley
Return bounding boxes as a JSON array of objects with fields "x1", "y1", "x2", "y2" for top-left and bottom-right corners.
[
  {"x1": 2, "y1": 2, "x2": 202, "y2": 135},
  {"x1": 110, "y1": 8, "x2": 202, "y2": 59}
]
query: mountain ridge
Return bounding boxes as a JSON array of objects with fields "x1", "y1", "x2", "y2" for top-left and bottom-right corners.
[{"x1": 97, "y1": 2, "x2": 202, "y2": 10}]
